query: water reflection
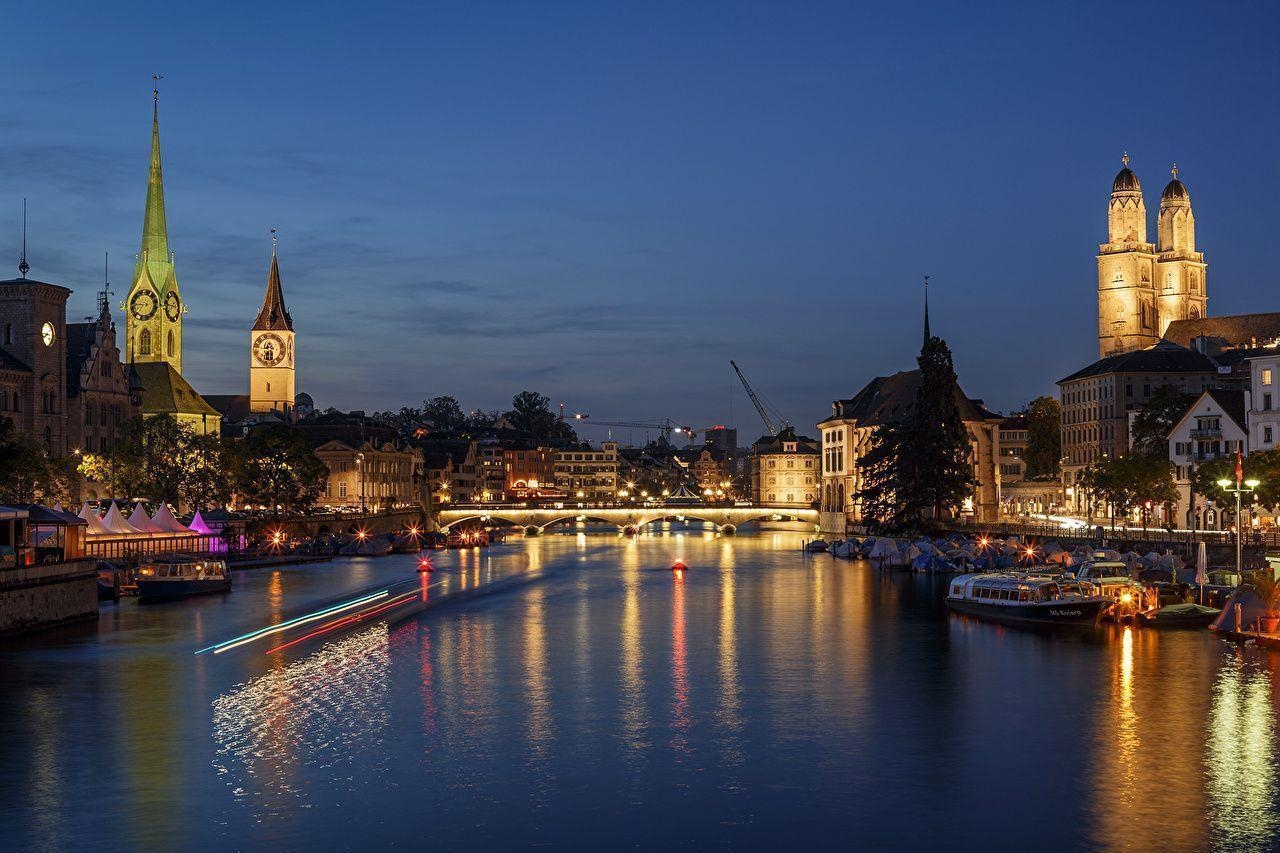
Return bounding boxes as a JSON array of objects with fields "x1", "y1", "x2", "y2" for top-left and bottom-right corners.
[
  {"x1": 211, "y1": 625, "x2": 392, "y2": 817},
  {"x1": 1207, "y1": 651, "x2": 1280, "y2": 851},
  {"x1": 523, "y1": 585, "x2": 553, "y2": 760},
  {"x1": 670, "y1": 572, "x2": 690, "y2": 755}
]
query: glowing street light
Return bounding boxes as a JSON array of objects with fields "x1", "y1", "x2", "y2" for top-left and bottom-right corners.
[{"x1": 1217, "y1": 461, "x2": 1261, "y2": 582}]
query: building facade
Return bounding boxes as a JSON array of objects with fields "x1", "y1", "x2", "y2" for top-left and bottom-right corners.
[
  {"x1": 1097, "y1": 157, "x2": 1207, "y2": 358},
  {"x1": 505, "y1": 445, "x2": 556, "y2": 497},
  {"x1": 555, "y1": 441, "x2": 618, "y2": 500},
  {"x1": 1167, "y1": 389, "x2": 1248, "y2": 530},
  {"x1": 0, "y1": 278, "x2": 70, "y2": 452},
  {"x1": 750, "y1": 427, "x2": 819, "y2": 508},
  {"x1": 1247, "y1": 350, "x2": 1280, "y2": 453},
  {"x1": 66, "y1": 296, "x2": 141, "y2": 457}
]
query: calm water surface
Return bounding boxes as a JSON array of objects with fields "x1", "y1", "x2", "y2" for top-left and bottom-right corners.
[{"x1": 2, "y1": 530, "x2": 1279, "y2": 851}]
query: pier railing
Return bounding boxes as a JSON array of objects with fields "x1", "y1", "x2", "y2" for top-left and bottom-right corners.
[{"x1": 945, "y1": 520, "x2": 1278, "y2": 550}]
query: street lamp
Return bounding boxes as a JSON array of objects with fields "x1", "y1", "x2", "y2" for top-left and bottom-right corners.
[
  {"x1": 1216, "y1": 476, "x2": 1260, "y2": 583},
  {"x1": 356, "y1": 452, "x2": 366, "y2": 515}
]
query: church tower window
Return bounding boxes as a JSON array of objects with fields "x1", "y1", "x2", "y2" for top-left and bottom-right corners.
[
  {"x1": 140, "y1": 329, "x2": 152, "y2": 356},
  {"x1": 167, "y1": 330, "x2": 174, "y2": 357},
  {"x1": 3, "y1": 323, "x2": 10, "y2": 344}
]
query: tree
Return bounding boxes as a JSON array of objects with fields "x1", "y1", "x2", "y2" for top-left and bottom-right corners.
[
  {"x1": 423, "y1": 396, "x2": 467, "y2": 433},
  {"x1": 503, "y1": 391, "x2": 577, "y2": 443},
  {"x1": 1192, "y1": 450, "x2": 1280, "y2": 513},
  {"x1": 1131, "y1": 386, "x2": 1195, "y2": 459},
  {"x1": 231, "y1": 424, "x2": 330, "y2": 515},
  {"x1": 0, "y1": 418, "x2": 65, "y2": 503},
  {"x1": 1085, "y1": 454, "x2": 1178, "y2": 528},
  {"x1": 1023, "y1": 396, "x2": 1062, "y2": 479},
  {"x1": 91, "y1": 416, "x2": 232, "y2": 509},
  {"x1": 856, "y1": 335, "x2": 975, "y2": 531}
]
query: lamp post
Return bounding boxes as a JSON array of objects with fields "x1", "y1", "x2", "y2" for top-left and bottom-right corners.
[
  {"x1": 356, "y1": 452, "x2": 366, "y2": 515},
  {"x1": 1217, "y1": 476, "x2": 1260, "y2": 583}
]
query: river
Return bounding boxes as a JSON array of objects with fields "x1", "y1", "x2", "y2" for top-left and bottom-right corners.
[{"x1": 1, "y1": 529, "x2": 1277, "y2": 851}]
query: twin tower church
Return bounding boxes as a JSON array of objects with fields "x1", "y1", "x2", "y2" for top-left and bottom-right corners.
[
  {"x1": 124, "y1": 89, "x2": 297, "y2": 426},
  {"x1": 1096, "y1": 154, "x2": 1208, "y2": 358}
]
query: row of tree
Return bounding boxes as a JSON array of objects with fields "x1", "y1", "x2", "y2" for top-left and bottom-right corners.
[
  {"x1": 373, "y1": 391, "x2": 578, "y2": 443},
  {"x1": 76, "y1": 417, "x2": 329, "y2": 513}
]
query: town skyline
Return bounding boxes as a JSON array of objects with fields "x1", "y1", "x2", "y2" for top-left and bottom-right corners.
[{"x1": 2, "y1": 2, "x2": 1277, "y2": 428}]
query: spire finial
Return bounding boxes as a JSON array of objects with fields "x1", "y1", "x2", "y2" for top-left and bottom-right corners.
[
  {"x1": 152, "y1": 73, "x2": 163, "y2": 102},
  {"x1": 17, "y1": 198, "x2": 29, "y2": 278},
  {"x1": 922, "y1": 275, "x2": 931, "y2": 347},
  {"x1": 1122, "y1": 151, "x2": 1130, "y2": 169},
  {"x1": 271, "y1": 227, "x2": 278, "y2": 256},
  {"x1": 1172, "y1": 162, "x2": 1178, "y2": 180},
  {"x1": 98, "y1": 252, "x2": 113, "y2": 324}
]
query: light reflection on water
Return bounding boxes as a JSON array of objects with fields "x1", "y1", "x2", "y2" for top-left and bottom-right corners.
[{"x1": 4, "y1": 533, "x2": 1280, "y2": 850}]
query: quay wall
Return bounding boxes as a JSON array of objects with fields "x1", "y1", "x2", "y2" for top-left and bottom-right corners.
[
  {"x1": 265, "y1": 508, "x2": 426, "y2": 538},
  {"x1": 0, "y1": 560, "x2": 98, "y2": 636}
]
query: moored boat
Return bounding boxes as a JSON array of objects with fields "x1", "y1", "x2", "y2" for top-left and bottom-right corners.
[
  {"x1": 136, "y1": 555, "x2": 231, "y2": 602},
  {"x1": 946, "y1": 573, "x2": 1109, "y2": 627},
  {"x1": 1138, "y1": 602, "x2": 1221, "y2": 629}
]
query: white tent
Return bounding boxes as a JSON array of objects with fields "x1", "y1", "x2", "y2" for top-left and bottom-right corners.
[
  {"x1": 128, "y1": 502, "x2": 164, "y2": 534},
  {"x1": 150, "y1": 503, "x2": 192, "y2": 534},
  {"x1": 77, "y1": 502, "x2": 112, "y2": 536},
  {"x1": 101, "y1": 502, "x2": 141, "y2": 536}
]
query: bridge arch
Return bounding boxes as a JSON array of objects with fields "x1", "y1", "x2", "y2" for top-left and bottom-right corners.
[{"x1": 537, "y1": 515, "x2": 626, "y2": 532}]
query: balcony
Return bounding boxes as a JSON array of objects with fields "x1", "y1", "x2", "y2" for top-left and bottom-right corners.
[{"x1": 1189, "y1": 428, "x2": 1221, "y2": 440}]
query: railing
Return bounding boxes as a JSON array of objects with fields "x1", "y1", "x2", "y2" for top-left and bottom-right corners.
[
  {"x1": 85, "y1": 534, "x2": 227, "y2": 560},
  {"x1": 947, "y1": 520, "x2": 1280, "y2": 550},
  {"x1": 1189, "y1": 429, "x2": 1222, "y2": 440}
]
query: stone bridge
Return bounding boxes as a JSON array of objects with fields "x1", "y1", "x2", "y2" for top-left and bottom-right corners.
[{"x1": 434, "y1": 504, "x2": 818, "y2": 535}]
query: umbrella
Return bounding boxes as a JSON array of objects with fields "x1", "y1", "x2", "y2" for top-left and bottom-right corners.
[{"x1": 1195, "y1": 542, "x2": 1208, "y2": 586}]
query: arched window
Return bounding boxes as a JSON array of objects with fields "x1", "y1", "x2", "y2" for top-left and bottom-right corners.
[
  {"x1": 12, "y1": 391, "x2": 19, "y2": 411},
  {"x1": 1189, "y1": 305, "x2": 1201, "y2": 320},
  {"x1": 167, "y1": 330, "x2": 174, "y2": 357},
  {"x1": 42, "y1": 426, "x2": 51, "y2": 446},
  {"x1": 139, "y1": 329, "x2": 152, "y2": 356},
  {"x1": 101, "y1": 403, "x2": 107, "y2": 425},
  {"x1": 85, "y1": 405, "x2": 93, "y2": 426},
  {"x1": 838, "y1": 483, "x2": 845, "y2": 508}
]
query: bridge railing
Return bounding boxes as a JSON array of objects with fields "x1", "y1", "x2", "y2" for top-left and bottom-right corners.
[{"x1": 439, "y1": 501, "x2": 811, "y2": 513}]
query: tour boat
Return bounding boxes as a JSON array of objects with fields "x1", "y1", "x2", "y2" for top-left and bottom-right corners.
[
  {"x1": 136, "y1": 555, "x2": 231, "y2": 602},
  {"x1": 946, "y1": 573, "x2": 1109, "y2": 627},
  {"x1": 1072, "y1": 560, "x2": 1158, "y2": 620}
]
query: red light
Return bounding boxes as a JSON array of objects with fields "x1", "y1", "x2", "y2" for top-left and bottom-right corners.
[{"x1": 671, "y1": 560, "x2": 688, "y2": 572}]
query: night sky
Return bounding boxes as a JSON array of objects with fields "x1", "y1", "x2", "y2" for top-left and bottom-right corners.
[{"x1": 2, "y1": 1, "x2": 1277, "y2": 442}]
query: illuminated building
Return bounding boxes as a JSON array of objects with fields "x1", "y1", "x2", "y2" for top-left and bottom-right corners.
[
  {"x1": 554, "y1": 441, "x2": 619, "y2": 500},
  {"x1": 750, "y1": 426, "x2": 818, "y2": 508},
  {"x1": 1097, "y1": 156, "x2": 1207, "y2": 357},
  {"x1": 249, "y1": 239, "x2": 296, "y2": 416}
]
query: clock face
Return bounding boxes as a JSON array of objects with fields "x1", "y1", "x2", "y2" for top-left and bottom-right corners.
[
  {"x1": 41, "y1": 322, "x2": 55, "y2": 347},
  {"x1": 130, "y1": 289, "x2": 158, "y2": 321},
  {"x1": 164, "y1": 291, "x2": 181, "y2": 321},
  {"x1": 254, "y1": 333, "x2": 285, "y2": 366}
]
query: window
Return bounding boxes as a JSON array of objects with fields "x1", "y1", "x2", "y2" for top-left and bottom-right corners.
[
  {"x1": 3, "y1": 323, "x2": 10, "y2": 343},
  {"x1": 339, "y1": 481, "x2": 348, "y2": 498},
  {"x1": 139, "y1": 329, "x2": 152, "y2": 356},
  {"x1": 167, "y1": 331, "x2": 174, "y2": 357},
  {"x1": 1266, "y1": 427, "x2": 1274, "y2": 444},
  {"x1": 1266, "y1": 394, "x2": 1274, "y2": 412},
  {"x1": 1263, "y1": 368, "x2": 1274, "y2": 386}
]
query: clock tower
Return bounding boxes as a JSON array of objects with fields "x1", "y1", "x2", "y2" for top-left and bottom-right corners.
[
  {"x1": 249, "y1": 238, "x2": 295, "y2": 414},
  {"x1": 124, "y1": 85, "x2": 184, "y2": 374}
]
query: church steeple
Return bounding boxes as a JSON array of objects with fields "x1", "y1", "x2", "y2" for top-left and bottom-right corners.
[
  {"x1": 142, "y1": 82, "x2": 169, "y2": 265},
  {"x1": 253, "y1": 234, "x2": 293, "y2": 332}
]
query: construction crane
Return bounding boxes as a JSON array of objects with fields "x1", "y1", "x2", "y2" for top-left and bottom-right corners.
[
  {"x1": 568, "y1": 413, "x2": 696, "y2": 441},
  {"x1": 730, "y1": 360, "x2": 788, "y2": 437}
]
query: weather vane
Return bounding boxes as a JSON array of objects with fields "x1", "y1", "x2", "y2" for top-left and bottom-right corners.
[
  {"x1": 271, "y1": 227, "x2": 278, "y2": 254},
  {"x1": 152, "y1": 73, "x2": 164, "y2": 99}
]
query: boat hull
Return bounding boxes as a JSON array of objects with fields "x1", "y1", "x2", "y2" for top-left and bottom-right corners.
[
  {"x1": 946, "y1": 597, "x2": 1107, "y2": 627},
  {"x1": 137, "y1": 577, "x2": 231, "y2": 602}
]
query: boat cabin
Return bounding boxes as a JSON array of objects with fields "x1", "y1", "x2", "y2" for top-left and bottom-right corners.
[
  {"x1": 949, "y1": 574, "x2": 1096, "y2": 604},
  {"x1": 138, "y1": 556, "x2": 227, "y2": 580}
]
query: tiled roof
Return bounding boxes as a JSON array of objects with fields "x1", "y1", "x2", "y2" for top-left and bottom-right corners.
[
  {"x1": 0, "y1": 347, "x2": 31, "y2": 374},
  {"x1": 1058, "y1": 340, "x2": 1217, "y2": 383},
  {"x1": 131, "y1": 362, "x2": 221, "y2": 417},
  {"x1": 1163, "y1": 312, "x2": 1280, "y2": 348},
  {"x1": 821, "y1": 369, "x2": 997, "y2": 427}
]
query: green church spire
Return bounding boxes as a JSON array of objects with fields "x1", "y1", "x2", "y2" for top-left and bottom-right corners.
[{"x1": 141, "y1": 82, "x2": 169, "y2": 264}]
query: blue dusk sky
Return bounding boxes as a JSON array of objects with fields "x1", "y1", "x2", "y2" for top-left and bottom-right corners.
[{"x1": 1, "y1": 1, "x2": 1277, "y2": 440}]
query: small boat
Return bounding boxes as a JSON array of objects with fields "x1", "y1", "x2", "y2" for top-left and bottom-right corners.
[
  {"x1": 671, "y1": 560, "x2": 688, "y2": 572},
  {"x1": 417, "y1": 554, "x2": 435, "y2": 573},
  {"x1": 946, "y1": 573, "x2": 1109, "y2": 627},
  {"x1": 136, "y1": 555, "x2": 231, "y2": 602},
  {"x1": 804, "y1": 540, "x2": 829, "y2": 553},
  {"x1": 1139, "y1": 602, "x2": 1221, "y2": 630}
]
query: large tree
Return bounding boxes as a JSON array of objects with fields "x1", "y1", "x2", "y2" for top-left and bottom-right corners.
[
  {"x1": 1131, "y1": 385, "x2": 1196, "y2": 459},
  {"x1": 856, "y1": 335, "x2": 975, "y2": 530},
  {"x1": 423, "y1": 395, "x2": 467, "y2": 433},
  {"x1": 87, "y1": 416, "x2": 231, "y2": 508},
  {"x1": 504, "y1": 391, "x2": 577, "y2": 443},
  {"x1": 1023, "y1": 396, "x2": 1062, "y2": 479},
  {"x1": 231, "y1": 424, "x2": 330, "y2": 515},
  {"x1": 0, "y1": 418, "x2": 69, "y2": 504}
]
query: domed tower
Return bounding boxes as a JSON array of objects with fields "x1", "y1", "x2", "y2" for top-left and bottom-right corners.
[
  {"x1": 1097, "y1": 154, "x2": 1158, "y2": 357},
  {"x1": 1155, "y1": 164, "x2": 1207, "y2": 333}
]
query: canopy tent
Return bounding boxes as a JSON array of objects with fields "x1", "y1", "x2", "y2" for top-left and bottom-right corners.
[
  {"x1": 77, "y1": 502, "x2": 112, "y2": 536},
  {"x1": 101, "y1": 502, "x2": 141, "y2": 536},
  {"x1": 188, "y1": 511, "x2": 212, "y2": 535},
  {"x1": 16, "y1": 504, "x2": 86, "y2": 560},
  {"x1": 150, "y1": 503, "x2": 193, "y2": 535},
  {"x1": 127, "y1": 503, "x2": 164, "y2": 534}
]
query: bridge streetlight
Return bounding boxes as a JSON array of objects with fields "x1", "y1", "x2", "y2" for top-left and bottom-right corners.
[{"x1": 1216, "y1": 476, "x2": 1260, "y2": 583}]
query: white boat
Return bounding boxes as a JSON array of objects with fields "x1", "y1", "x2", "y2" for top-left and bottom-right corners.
[
  {"x1": 946, "y1": 573, "x2": 1109, "y2": 627},
  {"x1": 136, "y1": 555, "x2": 231, "y2": 602}
]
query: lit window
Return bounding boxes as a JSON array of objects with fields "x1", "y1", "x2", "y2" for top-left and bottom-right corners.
[{"x1": 1264, "y1": 368, "x2": 1274, "y2": 386}]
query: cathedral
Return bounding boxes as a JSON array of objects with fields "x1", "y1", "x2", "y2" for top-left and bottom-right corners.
[{"x1": 1097, "y1": 155, "x2": 1207, "y2": 357}]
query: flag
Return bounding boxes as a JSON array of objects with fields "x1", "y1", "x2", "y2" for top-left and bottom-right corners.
[{"x1": 1236, "y1": 447, "x2": 1244, "y2": 485}]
